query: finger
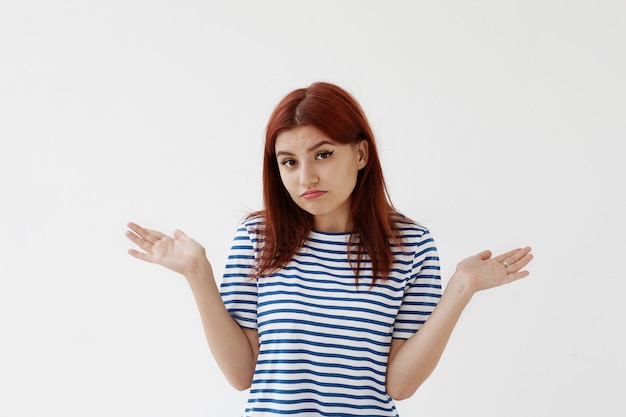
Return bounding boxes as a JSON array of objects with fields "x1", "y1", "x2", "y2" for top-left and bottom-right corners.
[
  {"x1": 511, "y1": 252, "x2": 534, "y2": 271},
  {"x1": 125, "y1": 230, "x2": 153, "y2": 253},
  {"x1": 127, "y1": 248, "x2": 153, "y2": 263},
  {"x1": 501, "y1": 247, "x2": 533, "y2": 269},
  {"x1": 475, "y1": 250, "x2": 492, "y2": 260},
  {"x1": 493, "y1": 248, "x2": 523, "y2": 263},
  {"x1": 505, "y1": 269, "x2": 530, "y2": 283},
  {"x1": 502, "y1": 253, "x2": 534, "y2": 277},
  {"x1": 127, "y1": 222, "x2": 166, "y2": 244}
]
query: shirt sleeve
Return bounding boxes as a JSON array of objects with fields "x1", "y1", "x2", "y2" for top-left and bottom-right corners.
[
  {"x1": 219, "y1": 220, "x2": 259, "y2": 330},
  {"x1": 392, "y1": 228, "x2": 442, "y2": 339}
]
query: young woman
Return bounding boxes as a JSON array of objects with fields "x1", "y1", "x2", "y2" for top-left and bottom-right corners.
[{"x1": 126, "y1": 82, "x2": 533, "y2": 416}]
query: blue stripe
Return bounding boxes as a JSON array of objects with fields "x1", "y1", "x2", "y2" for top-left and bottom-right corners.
[
  {"x1": 253, "y1": 367, "x2": 385, "y2": 386},
  {"x1": 249, "y1": 377, "x2": 388, "y2": 396},
  {"x1": 245, "y1": 407, "x2": 397, "y2": 417},
  {"x1": 258, "y1": 318, "x2": 391, "y2": 338},
  {"x1": 230, "y1": 244, "x2": 254, "y2": 250},
  {"x1": 258, "y1": 348, "x2": 388, "y2": 368},
  {"x1": 259, "y1": 279, "x2": 404, "y2": 301},
  {"x1": 257, "y1": 290, "x2": 398, "y2": 310},
  {"x1": 249, "y1": 387, "x2": 391, "y2": 404},
  {"x1": 227, "y1": 254, "x2": 255, "y2": 260},
  {"x1": 257, "y1": 307, "x2": 393, "y2": 328},
  {"x1": 220, "y1": 290, "x2": 257, "y2": 297},
  {"x1": 296, "y1": 251, "x2": 371, "y2": 265},
  {"x1": 247, "y1": 397, "x2": 394, "y2": 412},
  {"x1": 256, "y1": 358, "x2": 386, "y2": 377},
  {"x1": 257, "y1": 297, "x2": 398, "y2": 318},
  {"x1": 258, "y1": 328, "x2": 391, "y2": 348},
  {"x1": 260, "y1": 338, "x2": 389, "y2": 359}
]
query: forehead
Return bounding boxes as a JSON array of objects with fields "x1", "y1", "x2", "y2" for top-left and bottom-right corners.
[{"x1": 275, "y1": 125, "x2": 337, "y2": 150}]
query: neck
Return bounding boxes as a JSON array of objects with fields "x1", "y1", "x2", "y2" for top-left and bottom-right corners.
[{"x1": 313, "y1": 215, "x2": 352, "y2": 233}]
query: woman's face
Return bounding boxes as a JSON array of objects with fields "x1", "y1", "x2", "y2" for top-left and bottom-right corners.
[{"x1": 275, "y1": 125, "x2": 368, "y2": 233}]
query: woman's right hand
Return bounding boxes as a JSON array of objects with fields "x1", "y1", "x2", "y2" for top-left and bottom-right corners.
[{"x1": 126, "y1": 222, "x2": 209, "y2": 277}]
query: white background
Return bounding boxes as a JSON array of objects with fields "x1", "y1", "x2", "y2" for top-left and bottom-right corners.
[{"x1": 1, "y1": 1, "x2": 624, "y2": 416}]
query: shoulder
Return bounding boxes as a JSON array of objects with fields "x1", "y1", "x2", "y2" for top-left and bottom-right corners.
[
  {"x1": 235, "y1": 213, "x2": 266, "y2": 244},
  {"x1": 241, "y1": 213, "x2": 265, "y2": 231},
  {"x1": 389, "y1": 211, "x2": 437, "y2": 258},
  {"x1": 390, "y1": 211, "x2": 431, "y2": 240}
]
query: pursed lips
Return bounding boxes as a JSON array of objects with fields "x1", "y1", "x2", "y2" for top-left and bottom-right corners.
[{"x1": 301, "y1": 190, "x2": 327, "y2": 200}]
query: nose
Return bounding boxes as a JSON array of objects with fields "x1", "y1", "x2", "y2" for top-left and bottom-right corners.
[{"x1": 299, "y1": 161, "x2": 319, "y2": 186}]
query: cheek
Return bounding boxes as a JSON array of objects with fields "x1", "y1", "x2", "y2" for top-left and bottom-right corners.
[
  {"x1": 277, "y1": 169, "x2": 296, "y2": 193},
  {"x1": 338, "y1": 163, "x2": 360, "y2": 187}
]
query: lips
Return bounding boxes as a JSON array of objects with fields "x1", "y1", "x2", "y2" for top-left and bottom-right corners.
[{"x1": 301, "y1": 190, "x2": 327, "y2": 200}]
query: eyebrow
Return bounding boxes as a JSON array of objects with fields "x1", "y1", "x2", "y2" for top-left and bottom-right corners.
[{"x1": 275, "y1": 140, "x2": 335, "y2": 158}]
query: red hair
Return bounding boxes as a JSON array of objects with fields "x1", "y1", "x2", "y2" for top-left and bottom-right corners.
[{"x1": 251, "y1": 82, "x2": 402, "y2": 284}]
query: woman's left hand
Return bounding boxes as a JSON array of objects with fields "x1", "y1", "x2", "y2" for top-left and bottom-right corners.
[{"x1": 453, "y1": 247, "x2": 534, "y2": 293}]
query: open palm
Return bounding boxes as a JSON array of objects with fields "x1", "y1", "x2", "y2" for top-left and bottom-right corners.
[
  {"x1": 126, "y1": 222, "x2": 207, "y2": 276},
  {"x1": 454, "y1": 247, "x2": 533, "y2": 293}
]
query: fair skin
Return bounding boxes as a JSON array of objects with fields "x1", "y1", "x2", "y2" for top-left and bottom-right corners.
[
  {"x1": 126, "y1": 124, "x2": 534, "y2": 398},
  {"x1": 275, "y1": 125, "x2": 367, "y2": 232}
]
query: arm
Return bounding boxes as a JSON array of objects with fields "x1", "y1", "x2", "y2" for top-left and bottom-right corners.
[
  {"x1": 386, "y1": 246, "x2": 533, "y2": 400},
  {"x1": 125, "y1": 222, "x2": 258, "y2": 390}
]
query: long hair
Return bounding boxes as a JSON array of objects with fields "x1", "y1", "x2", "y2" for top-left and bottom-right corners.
[{"x1": 251, "y1": 82, "x2": 401, "y2": 284}]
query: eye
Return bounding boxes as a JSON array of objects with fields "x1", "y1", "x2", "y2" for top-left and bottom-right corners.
[
  {"x1": 316, "y1": 151, "x2": 334, "y2": 160},
  {"x1": 280, "y1": 159, "x2": 297, "y2": 167}
]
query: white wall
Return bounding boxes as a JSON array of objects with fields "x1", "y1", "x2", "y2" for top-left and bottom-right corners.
[{"x1": 1, "y1": 1, "x2": 624, "y2": 416}]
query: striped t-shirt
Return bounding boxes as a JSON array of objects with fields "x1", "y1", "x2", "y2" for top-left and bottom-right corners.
[{"x1": 219, "y1": 215, "x2": 441, "y2": 417}]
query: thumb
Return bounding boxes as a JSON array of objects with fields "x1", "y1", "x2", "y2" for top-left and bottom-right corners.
[
  {"x1": 476, "y1": 249, "x2": 492, "y2": 261},
  {"x1": 173, "y1": 229, "x2": 186, "y2": 239}
]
